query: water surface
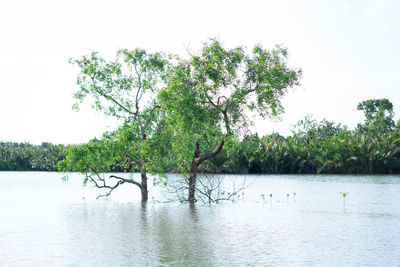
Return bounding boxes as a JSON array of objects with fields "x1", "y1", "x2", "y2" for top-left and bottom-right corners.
[{"x1": 1, "y1": 172, "x2": 399, "y2": 266}]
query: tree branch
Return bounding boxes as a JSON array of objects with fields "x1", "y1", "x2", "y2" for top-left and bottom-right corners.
[
  {"x1": 100, "y1": 91, "x2": 136, "y2": 116},
  {"x1": 85, "y1": 171, "x2": 143, "y2": 199},
  {"x1": 90, "y1": 75, "x2": 136, "y2": 116},
  {"x1": 196, "y1": 138, "x2": 225, "y2": 165},
  {"x1": 125, "y1": 154, "x2": 141, "y2": 165},
  {"x1": 133, "y1": 64, "x2": 143, "y2": 114},
  {"x1": 203, "y1": 92, "x2": 218, "y2": 108},
  {"x1": 217, "y1": 96, "x2": 228, "y2": 106},
  {"x1": 131, "y1": 64, "x2": 146, "y2": 138},
  {"x1": 184, "y1": 42, "x2": 193, "y2": 57},
  {"x1": 195, "y1": 175, "x2": 246, "y2": 204},
  {"x1": 95, "y1": 180, "x2": 124, "y2": 199},
  {"x1": 109, "y1": 175, "x2": 142, "y2": 188},
  {"x1": 86, "y1": 173, "x2": 124, "y2": 199},
  {"x1": 222, "y1": 111, "x2": 231, "y2": 134},
  {"x1": 143, "y1": 105, "x2": 161, "y2": 134}
]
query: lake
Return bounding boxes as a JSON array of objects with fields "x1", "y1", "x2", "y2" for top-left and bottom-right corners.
[{"x1": 1, "y1": 172, "x2": 400, "y2": 266}]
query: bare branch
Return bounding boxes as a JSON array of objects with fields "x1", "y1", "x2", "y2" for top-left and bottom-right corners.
[
  {"x1": 195, "y1": 175, "x2": 247, "y2": 204},
  {"x1": 85, "y1": 170, "x2": 143, "y2": 199},
  {"x1": 96, "y1": 180, "x2": 124, "y2": 199},
  {"x1": 184, "y1": 42, "x2": 193, "y2": 57},
  {"x1": 94, "y1": 173, "x2": 107, "y2": 187},
  {"x1": 87, "y1": 174, "x2": 104, "y2": 189},
  {"x1": 109, "y1": 175, "x2": 142, "y2": 188},
  {"x1": 85, "y1": 173, "x2": 124, "y2": 199},
  {"x1": 159, "y1": 174, "x2": 246, "y2": 204},
  {"x1": 160, "y1": 174, "x2": 189, "y2": 203}
]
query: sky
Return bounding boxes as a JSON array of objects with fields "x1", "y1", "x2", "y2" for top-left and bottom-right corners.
[{"x1": 1, "y1": 0, "x2": 400, "y2": 145}]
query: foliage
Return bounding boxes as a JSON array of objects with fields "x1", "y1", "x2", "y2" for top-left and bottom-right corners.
[
  {"x1": 291, "y1": 115, "x2": 345, "y2": 141},
  {"x1": 3, "y1": 112, "x2": 400, "y2": 176},
  {"x1": 158, "y1": 38, "x2": 301, "y2": 202},
  {"x1": 357, "y1": 98, "x2": 395, "y2": 134},
  {"x1": 70, "y1": 49, "x2": 166, "y2": 120},
  {"x1": 204, "y1": 105, "x2": 400, "y2": 175},
  {"x1": 0, "y1": 142, "x2": 65, "y2": 171},
  {"x1": 60, "y1": 48, "x2": 168, "y2": 200}
]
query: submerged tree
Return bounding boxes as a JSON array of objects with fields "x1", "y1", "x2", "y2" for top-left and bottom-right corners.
[
  {"x1": 59, "y1": 49, "x2": 167, "y2": 201},
  {"x1": 159, "y1": 39, "x2": 302, "y2": 203}
]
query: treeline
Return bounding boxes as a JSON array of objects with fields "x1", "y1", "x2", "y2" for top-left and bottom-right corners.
[
  {"x1": 2, "y1": 99, "x2": 400, "y2": 174},
  {"x1": 0, "y1": 142, "x2": 65, "y2": 171},
  {"x1": 205, "y1": 99, "x2": 400, "y2": 174},
  {"x1": 206, "y1": 125, "x2": 400, "y2": 175}
]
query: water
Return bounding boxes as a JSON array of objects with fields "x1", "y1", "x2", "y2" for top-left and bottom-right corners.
[{"x1": 1, "y1": 172, "x2": 400, "y2": 266}]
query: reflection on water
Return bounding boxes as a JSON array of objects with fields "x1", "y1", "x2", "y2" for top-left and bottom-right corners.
[
  {"x1": 1, "y1": 172, "x2": 400, "y2": 266},
  {"x1": 57, "y1": 202, "x2": 215, "y2": 266}
]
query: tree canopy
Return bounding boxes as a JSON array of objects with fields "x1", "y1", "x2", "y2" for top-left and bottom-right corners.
[
  {"x1": 357, "y1": 98, "x2": 395, "y2": 133},
  {"x1": 60, "y1": 48, "x2": 168, "y2": 201},
  {"x1": 158, "y1": 39, "x2": 302, "y2": 202}
]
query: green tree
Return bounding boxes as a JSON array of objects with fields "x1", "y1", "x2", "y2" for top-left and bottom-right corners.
[
  {"x1": 60, "y1": 48, "x2": 167, "y2": 201},
  {"x1": 291, "y1": 115, "x2": 344, "y2": 141},
  {"x1": 357, "y1": 98, "x2": 395, "y2": 134},
  {"x1": 159, "y1": 39, "x2": 301, "y2": 203}
]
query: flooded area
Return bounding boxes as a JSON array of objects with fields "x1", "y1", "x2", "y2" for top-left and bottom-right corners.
[{"x1": 1, "y1": 172, "x2": 400, "y2": 266}]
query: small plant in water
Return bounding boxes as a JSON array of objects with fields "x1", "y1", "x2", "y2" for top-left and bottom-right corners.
[
  {"x1": 339, "y1": 192, "x2": 349, "y2": 206},
  {"x1": 260, "y1": 194, "x2": 266, "y2": 201}
]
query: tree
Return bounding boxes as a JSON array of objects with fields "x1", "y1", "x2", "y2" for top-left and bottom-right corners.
[
  {"x1": 159, "y1": 39, "x2": 302, "y2": 203},
  {"x1": 60, "y1": 49, "x2": 167, "y2": 201},
  {"x1": 357, "y1": 98, "x2": 395, "y2": 134},
  {"x1": 291, "y1": 115, "x2": 345, "y2": 141}
]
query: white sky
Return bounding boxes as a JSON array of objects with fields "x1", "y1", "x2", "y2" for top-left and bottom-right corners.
[{"x1": 1, "y1": 0, "x2": 400, "y2": 145}]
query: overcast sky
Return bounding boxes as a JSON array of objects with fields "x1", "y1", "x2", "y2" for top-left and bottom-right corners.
[{"x1": 1, "y1": 0, "x2": 400, "y2": 144}]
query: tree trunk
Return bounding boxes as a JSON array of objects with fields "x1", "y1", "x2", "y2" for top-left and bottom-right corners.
[
  {"x1": 188, "y1": 143, "x2": 200, "y2": 204},
  {"x1": 140, "y1": 164, "x2": 148, "y2": 202},
  {"x1": 188, "y1": 162, "x2": 199, "y2": 204},
  {"x1": 187, "y1": 138, "x2": 225, "y2": 204}
]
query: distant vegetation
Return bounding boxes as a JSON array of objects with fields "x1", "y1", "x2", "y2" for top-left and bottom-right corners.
[
  {"x1": 205, "y1": 98, "x2": 400, "y2": 175},
  {"x1": 2, "y1": 99, "x2": 400, "y2": 174},
  {"x1": 0, "y1": 142, "x2": 65, "y2": 171}
]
